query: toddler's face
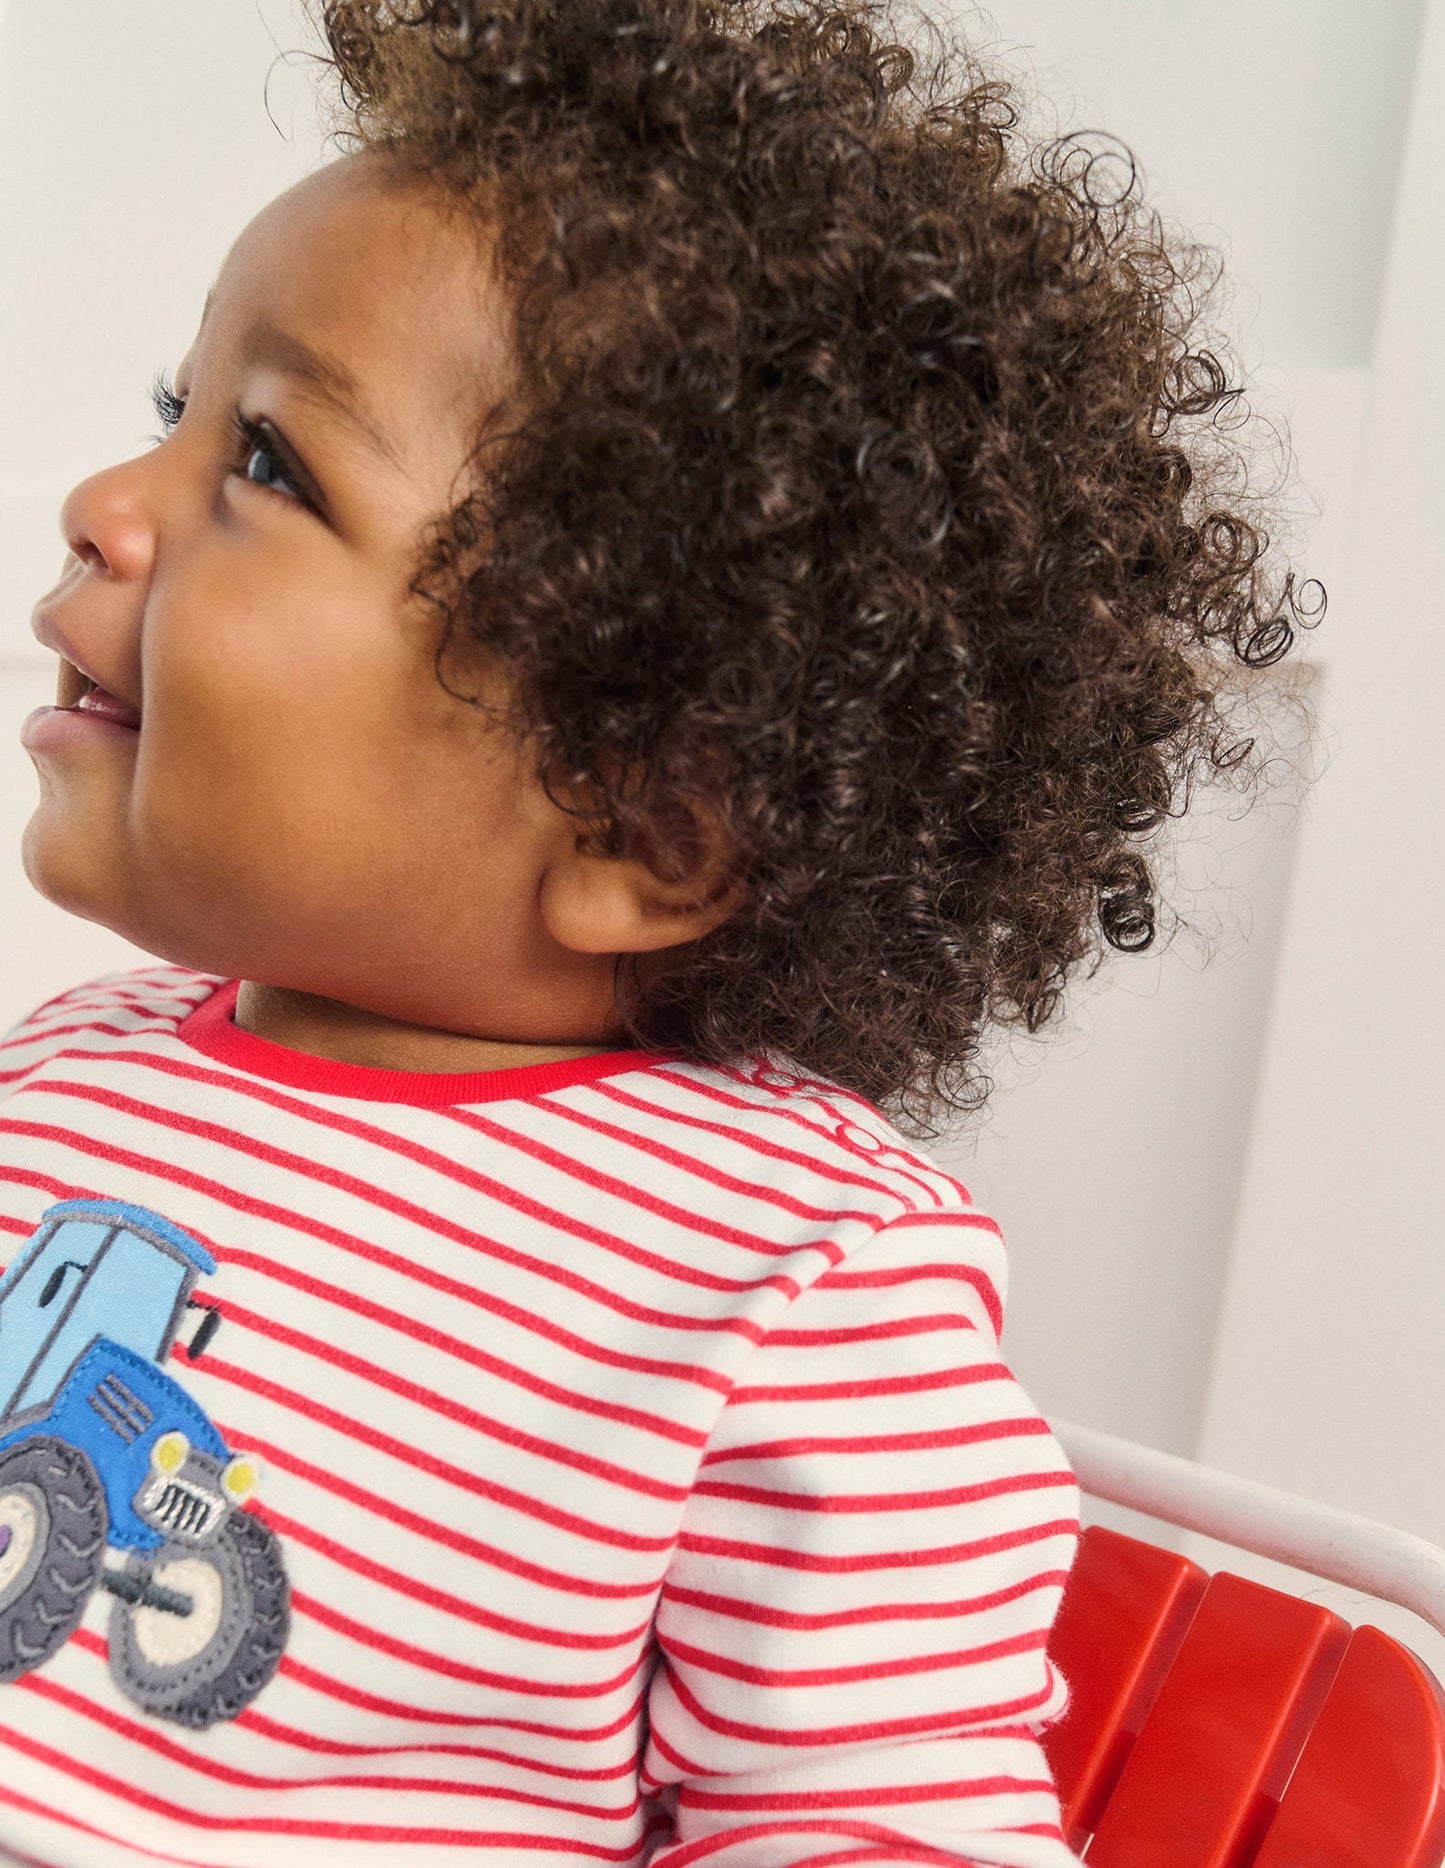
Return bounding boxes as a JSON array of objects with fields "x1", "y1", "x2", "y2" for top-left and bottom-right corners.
[{"x1": 21, "y1": 155, "x2": 620, "y2": 1044}]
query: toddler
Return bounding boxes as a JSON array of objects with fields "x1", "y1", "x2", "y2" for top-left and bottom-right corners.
[{"x1": 1, "y1": 0, "x2": 1315, "y2": 1863}]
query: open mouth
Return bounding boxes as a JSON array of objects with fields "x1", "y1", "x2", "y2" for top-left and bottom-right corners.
[{"x1": 58, "y1": 660, "x2": 142, "y2": 730}]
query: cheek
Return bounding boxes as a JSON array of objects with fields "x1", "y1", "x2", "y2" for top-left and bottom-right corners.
[
  {"x1": 130, "y1": 706, "x2": 407, "y2": 891},
  {"x1": 118, "y1": 566, "x2": 537, "y2": 934},
  {"x1": 141, "y1": 572, "x2": 412, "y2": 801},
  {"x1": 125, "y1": 667, "x2": 467, "y2": 926}
]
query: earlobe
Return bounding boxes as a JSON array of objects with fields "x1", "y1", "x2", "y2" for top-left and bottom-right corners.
[{"x1": 538, "y1": 818, "x2": 743, "y2": 957}]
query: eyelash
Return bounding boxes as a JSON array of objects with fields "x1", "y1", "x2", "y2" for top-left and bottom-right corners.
[{"x1": 147, "y1": 371, "x2": 311, "y2": 512}]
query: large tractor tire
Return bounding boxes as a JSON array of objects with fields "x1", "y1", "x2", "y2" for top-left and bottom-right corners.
[
  {"x1": 0, "y1": 1436, "x2": 107, "y2": 1682},
  {"x1": 108, "y1": 1507, "x2": 289, "y2": 1728}
]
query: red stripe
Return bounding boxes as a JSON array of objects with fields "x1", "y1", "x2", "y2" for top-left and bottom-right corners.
[
  {"x1": 210, "y1": 1248, "x2": 707, "y2": 1473},
  {"x1": 592, "y1": 1079, "x2": 911, "y2": 1206},
  {"x1": 213, "y1": 1420, "x2": 659, "y2": 1638},
  {"x1": 236, "y1": 1706, "x2": 637, "y2": 1778},
  {"x1": 50, "y1": 968, "x2": 195, "y2": 1001},
  {"x1": 652, "y1": 1815, "x2": 1023, "y2": 1868},
  {"x1": 539, "y1": 1097, "x2": 883, "y2": 1228},
  {"x1": 0, "y1": 1779, "x2": 220, "y2": 1868},
  {"x1": 17, "y1": 1673, "x2": 641, "y2": 1818},
  {"x1": 716, "y1": 1849, "x2": 990, "y2": 1868},
  {"x1": 1, "y1": 976, "x2": 207, "y2": 1037},
  {"x1": 807, "y1": 1262, "x2": 1004, "y2": 1343},
  {"x1": 726, "y1": 1361, "x2": 1011, "y2": 1406},
  {"x1": 803, "y1": 1825, "x2": 1067, "y2": 1856},
  {"x1": 645, "y1": 1070, "x2": 946, "y2": 1206},
  {"x1": 284, "y1": 1580, "x2": 647, "y2": 1699},
  {"x1": 28, "y1": 1056, "x2": 809, "y2": 1300},
  {"x1": 757, "y1": 1314, "x2": 976, "y2": 1348},
  {"x1": 661, "y1": 1663, "x2": 1062, "y2": 1748},
  {"x1": 699, "y1": 1416, "x2": 1052, "y2": 1466},
  {"x1": 444, "y1": 1100, "x2": 845, "y2": 1262},
  {"x1": 780, "y1": 1853, "x2": 999, "y2": 1868},
  {"x1": 4, "y1": 972, "x2": 197, "y2": 1027},
  {"x1": 5, "y1": 1080, "x2": 783, "y2": 1325},
  {"x1": 0, "y1": 1718, "x2": 648, "y2": 1849},
  {"x1": 20, "y1": 987, "x2": 183, "y2": 1019},
  {"x1": 271, "y1": 1526, "x2": 649, "y2": 1694},
  {"x1": 199, "y1": 1352, "x2": 671, "y2": 1580},
  {"x1": 716, "y1": 1066, "x2": 979, "y2": 1208},
  {"x1": 0, "y1": 1118, "x2": 754, "y2": 1416},
  {"x1": 815, "y1": 1249, "x2": 1002, "y2": 1288},
  {"x1": 73, "y1": 1627, "x2": 649, "y2": 1743},
  {"x1": 278, "y1": 1648, "x2": 649, "y2": 1742},
  {"x1": 638, "y1": 1717, "x2": 708, "y2": 1780},
  {"x1": 679, "y1": 1772, "x2": 1058, "y2": 1811},
  {"x1": 0, "y1": 1018, "x2": 135, "y2": 1071},
  {"x1": 661, "y1": 1569, "x2": 1073, "y2": 1631},
  {"x1": 676, "y1": 1516, "x2": 1080, "y2": 1574},
  {"x1": 229, "y1": 1461, "x2": 651, "y2": 1651},
  {"x1": 0, "y1": 1162, "x2": 108, "y2": 1222},
  {"x1": 691, "y1": 1467, "x2": 1079, "y2": 1515},
  {"x1": 208, "y1": 1297, "x2": 689, "y2": 1509},
  {"x1": 872, "y1": 1215, "x2": 1005, "y2": 1332},
  {"x1": 663, "y1": 1626, "x2": 1048, "y2": 1689},
  {"x1": 129, "y1": 1036, "x2": 839, "y2": 1265},
  {"x1": 195, "y1": 1201, "x2": 733, "y2": 1398}
]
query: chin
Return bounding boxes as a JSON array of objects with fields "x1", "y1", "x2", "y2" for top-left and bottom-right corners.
[
  {"x1": 19, "y1": 817, "x2": 118, "y2": 932},
  {"x1": 20, "y1": 820, "x2": 198, "y2": 971}
]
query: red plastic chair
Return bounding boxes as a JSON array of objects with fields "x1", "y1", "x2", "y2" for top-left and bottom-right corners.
[{"x1": 1042, "y1": 1419, "x2": 1445, "y2": 1867}]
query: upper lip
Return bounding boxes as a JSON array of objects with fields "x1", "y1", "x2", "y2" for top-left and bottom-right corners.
[{"x1": 31, "y1": 608, "x2": 141, "y2": 716}]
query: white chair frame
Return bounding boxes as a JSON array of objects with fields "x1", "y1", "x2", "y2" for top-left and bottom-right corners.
[{"x1": 1050, "y1": 1417, "x2": 1445, "y2": 1643}]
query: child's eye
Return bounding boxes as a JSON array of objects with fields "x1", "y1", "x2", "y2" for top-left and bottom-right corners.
[
  {"x1": 230, "y1": 413, "x2": 310, "y2": 510},
  {"x1": 146, "y1": 373, "x2": 314, "y2": 514}
]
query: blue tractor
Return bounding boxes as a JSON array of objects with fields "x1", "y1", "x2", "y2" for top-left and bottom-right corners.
[{"x1": 0, "y1": 1199, "x2": 289, "y2": 1727}]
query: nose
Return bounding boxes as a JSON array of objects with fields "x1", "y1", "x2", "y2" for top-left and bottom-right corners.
[{"x1": 59, "y1": 453, "x2": 158, "y2": 585}]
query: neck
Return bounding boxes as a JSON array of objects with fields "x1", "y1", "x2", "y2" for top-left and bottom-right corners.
[{"x1": 233, "y1": 982, "x2": 616, "y2": 1075}]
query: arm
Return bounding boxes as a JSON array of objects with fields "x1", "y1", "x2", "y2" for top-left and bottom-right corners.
[{"x1": 643, "y1": 1215, "x2": 1082, "y2": 1868}]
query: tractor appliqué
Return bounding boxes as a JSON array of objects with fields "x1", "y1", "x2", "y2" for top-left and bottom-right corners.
[{"x1": 0, "y1": 1199, "x2": 289, "y2": 1727}]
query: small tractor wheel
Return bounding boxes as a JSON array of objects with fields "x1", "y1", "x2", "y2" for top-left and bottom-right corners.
[
  {"x1": 109, "y1": 1507, "x2": 289, "y2": 1728},
  {"x1": 0, "y1": 1436, "x2": 107, "y2": 1682}
]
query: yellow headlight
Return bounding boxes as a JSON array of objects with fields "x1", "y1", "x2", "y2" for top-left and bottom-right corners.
[
  {"x1": 221, "y1": 1455, "x2": 259, "y2": 1501},
  {"x1": 152, "y1": 1429, "x2": 189, "y2": 1474}
]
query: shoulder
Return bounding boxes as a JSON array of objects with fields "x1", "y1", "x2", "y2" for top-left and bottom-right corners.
[
  {"x1": 596, "y1": 1052, "x2": 1005, "y2": 1322},
  {"x1": 614, "y1": 1052, "x2": 974, "y2": 1205},
  {"x1": 1, "y1": 966, "x2": 222, "y2": 1069}
]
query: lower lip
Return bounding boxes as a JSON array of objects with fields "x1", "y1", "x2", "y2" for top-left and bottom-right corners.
[{"x1": 21, "y1": 706, "x2": 141, "y2": 753}]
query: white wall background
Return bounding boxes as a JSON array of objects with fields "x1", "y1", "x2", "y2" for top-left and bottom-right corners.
[
  {"x1": 2, "y1": 0, "x2": 1442, "y2": 1665},
  {"x1": 0, "y1": 0, "x2": 330, "y2": 1013}
]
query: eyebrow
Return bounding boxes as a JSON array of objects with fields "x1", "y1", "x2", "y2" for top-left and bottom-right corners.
[
  {"x1": 248, "y1": 327, "x2": 403, "y2": 471},
  {"x1": 197, "y1": 287, "x2": 401, "y2": 471}
]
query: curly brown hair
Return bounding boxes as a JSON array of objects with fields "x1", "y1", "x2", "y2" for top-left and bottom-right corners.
[{"x1": 313, "y1": 0, "x2": 1321, "y2": 1128}]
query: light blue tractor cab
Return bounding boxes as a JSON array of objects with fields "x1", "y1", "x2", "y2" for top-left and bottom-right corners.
[{"x1": 0, "y1": 1200, "x2": 288, "y2": 1727}]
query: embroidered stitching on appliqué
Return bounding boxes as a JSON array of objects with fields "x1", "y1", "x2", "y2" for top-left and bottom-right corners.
[{"x1": 0, "y1": 1199, "x2": 290, "y2": 1728}]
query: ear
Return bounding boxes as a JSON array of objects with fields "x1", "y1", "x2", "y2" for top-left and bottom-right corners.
[{"x1": 538, "y1": 806, "x2": 744, "y2": 957}]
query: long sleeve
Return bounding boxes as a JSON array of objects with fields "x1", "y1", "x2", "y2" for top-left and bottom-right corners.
[{"x1": 642, "y1": 1213, "x2": 1082, "y2": 1868}]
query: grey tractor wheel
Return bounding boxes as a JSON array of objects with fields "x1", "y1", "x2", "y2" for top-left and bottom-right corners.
[
  {"x1": 0, "y1": 1436, "x2": 107, "y2": 1682},
  {"x1": 108, "y1": 1507, "x2": 289, "y2": 1728}
]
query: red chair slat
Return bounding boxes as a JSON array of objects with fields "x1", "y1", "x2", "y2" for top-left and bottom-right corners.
[
  {"x1": 1252, "y1": 1624, "x2": 1445, "y2": 1868},
  {"x1": 1042, "y1": 1525, "x2": 1209, "y2": 1849},
  {"x1": 1083, "y1": 1570, "x2": 1351, "y2": 1868}
]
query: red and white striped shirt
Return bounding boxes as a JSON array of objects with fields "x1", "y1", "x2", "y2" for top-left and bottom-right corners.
[{"x1": 0, "y1": 968, "x2": 1081, "y2": 1868}]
